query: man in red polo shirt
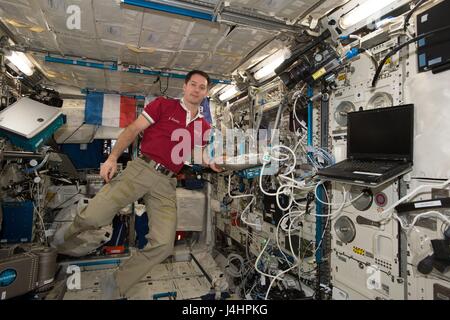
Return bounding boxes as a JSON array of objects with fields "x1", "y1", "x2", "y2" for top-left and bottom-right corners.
[{"x1": 54, "y1": 70, "x2": 222, "y2": 299}]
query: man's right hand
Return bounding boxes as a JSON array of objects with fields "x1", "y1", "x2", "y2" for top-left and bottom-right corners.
[{"x1": 100, "y1": 158, "x2": 118, "y2": 183}]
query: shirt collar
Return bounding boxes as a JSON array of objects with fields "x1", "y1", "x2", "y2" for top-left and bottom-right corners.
[{"x1": 180, "y1": 98, "x2": 203, "y2": 119}]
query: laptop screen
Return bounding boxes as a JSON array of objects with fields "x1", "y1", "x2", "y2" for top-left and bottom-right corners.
[{"x1": 347, "y1": 104, "x2": 414, "y2": 161}]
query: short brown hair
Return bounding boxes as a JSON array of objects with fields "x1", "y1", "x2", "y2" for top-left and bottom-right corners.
[{"x1": 185, "y1": 70, "x2": 211, "y2": 86}]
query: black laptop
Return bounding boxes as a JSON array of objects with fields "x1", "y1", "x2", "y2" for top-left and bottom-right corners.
[{"x1": 317, "y1": 104, "x2": 414, "y2": 187}]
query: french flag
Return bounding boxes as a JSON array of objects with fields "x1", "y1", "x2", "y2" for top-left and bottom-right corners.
[{"x1": 85, "y1": 93, "x2": 136, "y2": 128}]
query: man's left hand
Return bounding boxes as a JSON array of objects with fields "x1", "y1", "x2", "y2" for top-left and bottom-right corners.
[
  {"x1": 208, "y1": 157, "x2": 224, "y2": 173},
  {"x1": 209, "y1": 162, "x2": 223, "y2": 173}
]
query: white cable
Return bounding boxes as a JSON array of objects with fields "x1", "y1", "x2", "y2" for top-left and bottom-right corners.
[
  {"x1": 227, "y1": 175, "x2": 259, "y2": 227},
  {"x1": 265, "y1": 181, "x2": 334, "y2": 298},
  {"x1": 275, "y1": 211, "x2": 295, "y2": 266},
  {"x1": 288, "y1": 213, "x2": 305, "y2": 261},
  {"x1": 381, "y1": 179, "x2": 450, "y2": 221},
  {"x1": 394, "y1": 210, "x2": 450, "y2": 231},
  {"x1": 293, "y1": 84, "x2": 307, "y2": 128},
  {"x1": 276, "y1": 184, "x2": 293, "y2": 211},
  {"x1": 226, "y1": 253, "x2": 246, "y2": 278},
  {"x1": 272, "y1": 145, "x2": 297, "y2": 176},
  {"x1": 279, "y1": 179, "x2": 316, "y2": 191},
  {"x1": 259, "y1": 143, "x2": 306, "y2": 197},
  {"x1": 259, "y1": 163, "x2": 278, "y2": 196},
  {"x1": 311, "y1": 182, "x2": 349, "y2": 218},
  {"x1": 292, "y1": 198, "x2": 307, "y2": 208},
  {"x1": 293, "y1": 97, "x2": 303, "y2": 128},
  {"x1": 227, "y1": 175, "x2": 253, "y2": 200},
  {"x1": 254, "y1": 239, "x2": 277, "y2": 279},
  {"x1": 270, "y1": 152, "x2": 290, "y2": 162},
  {"x1": 264, "y1": 262, "x2": 299, "y2": 300},
  {"x1": 314, "y1": 181, "x2": 360, "y2": 207},
  {"x1": 312, "y1": 211, "x2": 330, "y2": 255},
  {"x1": 278, "y1": 175, "x2": 302, "y2": 186},
  {"x1": 239, "y1": 197, "x2": 260, "y2": 227},
  {"x1": 349, "y1": 34, "x2": 362, "y2": 47},
  {"x1": 294, "y1": 213, "x2": 330, "y2": 277},
  {"x1": 264, "y1": 213, "x2": 310, "y2": 300},
  {"x1": 280, "y1": 208, "x2": 303, "y2": 232}
]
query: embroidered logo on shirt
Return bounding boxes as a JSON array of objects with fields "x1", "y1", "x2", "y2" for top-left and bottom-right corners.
[{"x1": 169, "y1": 117, "x2": 181, "y2": 124}]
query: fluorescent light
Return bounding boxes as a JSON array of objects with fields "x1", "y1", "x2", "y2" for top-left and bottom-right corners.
[
  {"x1": 219, "y1": 85, "x2": 239, "y2": 101},
  {"x1": 254, "y1": 56, "x2": 285, "y2": 80},
  {"x1": 340, "y1": 0, "x2": 397, "y2": 30},
  {"x1": 254, "y1": 48, "x2": 290, "y2": 80},
  {"x1": 375, "y1": 16, "x2": 394, "y2": 29},
  {"x1": 5, "y1": 51, "x2": 34, "y2": 76}
]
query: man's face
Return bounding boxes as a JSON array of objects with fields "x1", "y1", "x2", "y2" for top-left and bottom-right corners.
[{"x1": 183, "y1": 74, "x2": 209, "y2": 106}]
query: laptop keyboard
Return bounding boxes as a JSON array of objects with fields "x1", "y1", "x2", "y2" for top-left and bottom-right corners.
[{"x1": 335, "y1": 160, "x2": 396, "y2": 173}]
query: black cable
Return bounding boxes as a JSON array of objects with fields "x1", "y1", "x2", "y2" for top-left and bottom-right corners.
[
  {"x1": 51, "y1": 190, "x2": 82, "y2": 210},
  {"x1": 159, "y1": 76, "x2": 170, "y2": 95},
  {"x1": 371, "y1": 24, "x2": 450, "y2": 87},
  {"x1": 359, "y1": 47, "x2": 379, "y2": 69},
  {"x1": 404, "y1": 0, "x2": 429, "y2": 31},
  {"x1": 89, "y1": 124, "x2": 100, "y2": 142},
  {"x1": 59, "y1": 122, "x2": 85, "y2": 144},
  {"x1": 164, "y1": 76, "x2": 170, "y2": 93}
]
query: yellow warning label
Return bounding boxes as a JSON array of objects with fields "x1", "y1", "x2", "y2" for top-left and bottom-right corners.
[
  {"x1": 337, "y1": 73, "x2": 346, "y2": 81},
  {"x1": 384, "y1": 57, "x2": 392, "y2": 65},
  {"x1": 353, "y1": 246, "x2": 365, "y2": 256},
  {"x1": 312, "y1": 67, "x2": 327, "y2": 80}
]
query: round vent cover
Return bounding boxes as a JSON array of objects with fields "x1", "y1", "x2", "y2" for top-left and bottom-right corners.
[
  {"x1": 350, "y1": 186, "x2": 373, "y2": 211},
  {"x1": 367, "y1": 92, "x2": 393, "y2": 109},
  {"x1": 334, "y1": 101, "x2": 355, "y2": 126},
  {"x1": 334, "y1": 216, "x2": 356, "y2": 243}
]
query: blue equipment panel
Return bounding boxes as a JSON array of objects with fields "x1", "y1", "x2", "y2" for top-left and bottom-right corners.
[{"x1": 0, "y1": 201, "x2": 34, "y2": 243}]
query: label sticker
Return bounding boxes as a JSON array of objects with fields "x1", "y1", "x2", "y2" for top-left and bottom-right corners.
[
  {"x1": 419, "y1": 54, "x2": 427, "y2": 67},
  {"x1": 421, "y1": 14, "x2": 428, "y2": 23},
  {"x1": 418, "y1": 38, "x2": 426, "y2": 48},
  {"x1": 414, "y1": 200, "x2": 442, "y2": 209},
  {"x1": 428, "y1": 57, "x2": 442, "y2": 66},
  {"x1": 312, "y1": 67, "x2": 326, "y2": 80}
]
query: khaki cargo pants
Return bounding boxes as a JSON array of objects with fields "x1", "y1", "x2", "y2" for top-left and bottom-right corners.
[{"x1": 58, "y1": 157, "x2": 177, "y2": 296}]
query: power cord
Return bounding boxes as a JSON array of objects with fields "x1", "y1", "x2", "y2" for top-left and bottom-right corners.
[
  {"x1": 372, "y1": 24, "x2": 450, "y2": 87},
  {"x1": 404, "y1": 0, "x2": 429, "y2": 32}
]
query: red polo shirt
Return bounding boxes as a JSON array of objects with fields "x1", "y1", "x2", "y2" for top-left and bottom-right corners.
[{"x1": 141, "y1": 97, "x2": 211, "y2": 173}]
